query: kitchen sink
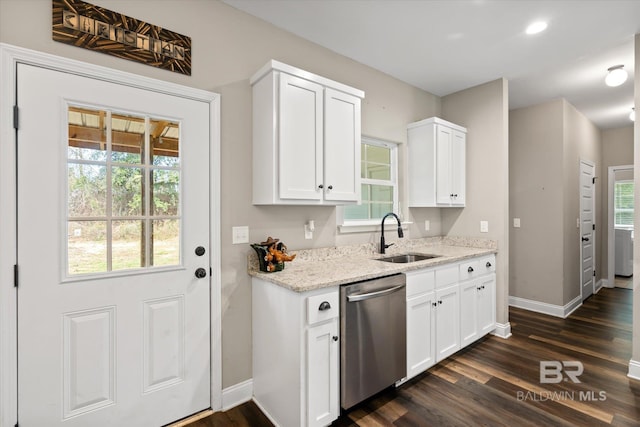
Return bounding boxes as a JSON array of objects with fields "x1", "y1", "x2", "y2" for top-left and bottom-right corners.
[{"x1": 376, "y1": 253, "x2": 440, "y2": 263}]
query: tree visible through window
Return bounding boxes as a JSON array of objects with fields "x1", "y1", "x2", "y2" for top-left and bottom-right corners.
[
  {"x1": 343, "y1": 137, "x2": 398, "y2": 222},
  {"x1": 614, "y1": 180, "x2": 634, "y2": 227}
]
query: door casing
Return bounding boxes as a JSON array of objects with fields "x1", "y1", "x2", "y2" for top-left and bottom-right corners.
[{"x1": 0, "y1": 43, "x2": 222, "y2": 426}]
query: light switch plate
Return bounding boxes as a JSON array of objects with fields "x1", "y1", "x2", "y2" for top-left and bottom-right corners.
[
  {"x1": 232, "y1": 226, "x2": 249, "y2": 244},
  {"x1": 513, "y1": 218, "x2": 521, "y2": 228},
  {"x1": 480, "y1": 221, "x2": 489, "y2": 233}
]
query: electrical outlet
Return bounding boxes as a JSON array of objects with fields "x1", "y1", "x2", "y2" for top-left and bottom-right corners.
[
  {"x1": 232, "y1": 226, "x2": 249, "y2": 244},
  {"x1": 424, "y1": 220, "x2": 430, "y2": 231},
  {"x1": 480, "y1": 221, "x2": 489, "y2": 233},
  {"x1": 513, "y1": 218, "x2": 521, "y2": 228}
]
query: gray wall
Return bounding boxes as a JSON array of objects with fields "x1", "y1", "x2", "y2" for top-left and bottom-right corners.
[
  {"x1": 0, "y1": 0, "x2": 465, "y2": 388},
  {"x1": 509, "y1": 99, "x2": 602, "y2": 307},
  {"x1": 440, "y1": 79, "x2": 510, "y2": 325},
  {"x1": 632, "y1": 33, "x2": 640, "y2": 365},
  {"x1": 509, "y1": 100, "x2": 565, "y2": 305}
]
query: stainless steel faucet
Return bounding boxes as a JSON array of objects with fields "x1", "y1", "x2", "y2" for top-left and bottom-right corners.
[{"x1": 380, "y1": 212, "x2": 403, "y2": 254}]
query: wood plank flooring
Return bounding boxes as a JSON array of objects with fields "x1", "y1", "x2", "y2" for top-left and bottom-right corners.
[{"x1": 191, "y1": 288, "x2": 638, "y2": 426}]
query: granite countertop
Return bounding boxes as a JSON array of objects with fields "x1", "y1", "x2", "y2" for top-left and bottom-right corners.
[{"x1": 248, "y1": 236, "x2": 497, "y2": 292}]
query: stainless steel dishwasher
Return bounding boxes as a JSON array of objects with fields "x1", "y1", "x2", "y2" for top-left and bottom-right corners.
[{"x1": 340, "y1": 273, "x2": 406, "y2": 409}]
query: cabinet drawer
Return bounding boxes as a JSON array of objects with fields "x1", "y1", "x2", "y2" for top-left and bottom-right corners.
[
  {"x1": 307, "y1": 291, "x2": 339, "y2": 325},
  {"x1": 405, "y1": 269, "x2": 435, "y2": 297},
  {"x1": 459, "y1": 255, "x2": 496, "y2": 281},
  {"x1": 435, "y1": 264, "x2": 459, "y2": 288}
]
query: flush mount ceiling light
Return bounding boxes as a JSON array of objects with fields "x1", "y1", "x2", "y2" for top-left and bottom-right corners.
[
  {"x1": 631, "y1": 108, "x2": 636, "y2": 122},
  {"x1": 525, "y1": 21, "x2": 548, "y2": 35},
  {"x1": 605, "y1": 65, "x2": 628, "y2": 87}
]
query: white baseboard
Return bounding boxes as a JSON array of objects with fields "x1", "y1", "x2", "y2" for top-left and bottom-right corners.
[
  {"x1": 595, "y1": 279, "x2": 605, "y2": 293},
  {"x1": 221, "y1": 379, "x2": 253, "y2": 411},
  {"x1": 252, "y1": 396, "x2": 280, "y2": 427},
  {"x1": 509, "y1": 295, "x2": 582, "y2": 319},
  {"x1": 492, "y1": 322, "x2": 512, "y2": 339},
  {"x1": 628, "y1": 359, "x2": 640, "y2": 381}
]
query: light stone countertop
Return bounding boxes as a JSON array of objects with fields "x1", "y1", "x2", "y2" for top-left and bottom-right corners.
[{"x1": 248, "y1": 236, "x2": 497, "y2": 292}]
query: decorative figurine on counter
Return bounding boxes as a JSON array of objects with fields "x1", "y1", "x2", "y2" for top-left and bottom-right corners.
[{"x1": 251, "y1": 237, "x2": 296, "y2": 272}]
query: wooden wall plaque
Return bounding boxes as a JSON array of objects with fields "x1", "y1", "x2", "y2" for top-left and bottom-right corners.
[{"x1": 52, "y1": 0, "x2": 192, "y2": 75}]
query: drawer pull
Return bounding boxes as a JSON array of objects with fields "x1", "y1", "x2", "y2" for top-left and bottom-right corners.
[
  {"x1": 486, "y1": 261, "x2": 492, "y2": 268},
  {"x1": 468, "y1": 266, "x2": 474, "y2": 273},
  {"x1": 332, "y1": 336, "x2": 339, "y2": 342},
  {"x1": 318, "y1": 301, "x2": 331, "y2": 311}
]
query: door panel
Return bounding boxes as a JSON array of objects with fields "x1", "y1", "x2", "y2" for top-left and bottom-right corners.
[
  {"x1": 580, "y1": 160, "x2": 595, "y2": 301},
  {"x1": 17, "y1": 63, "x2": 211, "y2": 426}
]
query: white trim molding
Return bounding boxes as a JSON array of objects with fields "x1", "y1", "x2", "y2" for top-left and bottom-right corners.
[
  {"x1": 509, "y1": 295, "x2": 582, "y2": 319},
  {"x1": 222, "y1": 379, "x2": 254, "y2": 411},
  {"x1": 492, "y1": 322, "x2": 512, "y2": 339},
  {"x1": 0, "y1": 43, "x2": 222, "y2": 425},
  {"x1": 628, "y1": 359, "x2": 640, "y2": 381}
]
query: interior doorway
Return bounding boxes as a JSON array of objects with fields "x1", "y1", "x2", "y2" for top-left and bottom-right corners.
[{"x1": 607, "y1": 165, "x2": 634, "y2": 289}]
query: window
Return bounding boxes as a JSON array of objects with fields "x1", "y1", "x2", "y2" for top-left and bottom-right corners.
[
  {"x1": 66, "y1": 105, "x2": 181, "y2": 276},
  {"x1": 614, "y1": 180, "x2": 634, "y2": 227},
  {"x1": 341, "y1": 137, "x2": 398, "y2": 225}
]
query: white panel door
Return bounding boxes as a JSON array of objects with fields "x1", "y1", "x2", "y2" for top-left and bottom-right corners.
[
  {"x1": 17, "y1": 63, "x2": 211, "y2": 426},
  {"x1": 477, "y1": 274, "x2": 496, "y2": 336},
  {"x1": 307, "y1": 320, "x2": 339, "y2": 427},
  {"x1": 324, "y1": 88, "x2": 360, "y2": 202},
  {"x1": 459, "y1": 280, "x2": 479, "y2": 347},
  {"x1": 580, "y1": 160, "x2": 596, "y2": 301},
  {"x1": 278, "y1": 73, "x2": 323, "y2": 201},
  {"x1": 450, "y1": 130, "x2": 466, "y2": 206}
]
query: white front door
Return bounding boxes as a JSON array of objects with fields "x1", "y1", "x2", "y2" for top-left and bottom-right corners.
[
  {"x1": 580, "y1": 160, "x2": 596, "y2": 301},
  {"x1": 17, "y1": 63, "x2": 211, "y2": 426}
]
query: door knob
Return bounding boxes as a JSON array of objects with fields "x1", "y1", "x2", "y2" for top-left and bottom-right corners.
[
  {"x1": 468, "y1": 266, "x2": 474, "y2": 273},
  {"x1": 581, "y1": 237, "x2": 590, "y2": 242},
  {"x1": 195, "y1": 246, "x2": 206, "y2": 256},
  {"x1": 195, "y1": 268, "x2": 207, "y2": 279}
]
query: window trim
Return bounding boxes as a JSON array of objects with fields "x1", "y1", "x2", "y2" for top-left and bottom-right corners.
[{"x1": 337, "y1": 136, "x2": 401, "y2": 233}]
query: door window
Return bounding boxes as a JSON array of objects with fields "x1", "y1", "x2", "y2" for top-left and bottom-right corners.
[{"x1": 66, "y1": 106, "x2": 181, "y2": 276}]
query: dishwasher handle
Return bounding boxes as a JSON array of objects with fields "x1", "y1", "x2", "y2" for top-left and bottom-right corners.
[{"x1": 347, "y1": 284, "x2": 404, "y2": 302}]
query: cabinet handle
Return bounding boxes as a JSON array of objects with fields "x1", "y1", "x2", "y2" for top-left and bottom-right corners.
[
  {"x1": 318, "y1": 184, "x2": 324, "y2": 189},
  {"x1": 332, "y1": 336, "x2": 339, "y2": 342},
  {"x1": 477, "y1": 286, "x2": 482, "y2": 291},
  {"x1": 318, "y1": 301, "x2": 331, "y2": 311},
  {"x1": 438, "y1": 300, "x2": 443, "y2": 305},
  {"x1": 432, "y1": 302, "x2": 437, "y2": 307},
  {"x1": 450, "y1": 193, "x2": 454, "y2": 197},
  {"x1": 481, "y1": 285, "x2": 485, "y2": 290},
  {"x1": 468, "y1": 266, "x2": 474, "y2": 273},
  {"x1": 486, "y1": 261, "x2": 492, "y2": 268},
  {"x1": 327, "y1": 185, "x2": 333, "y2": 190}
]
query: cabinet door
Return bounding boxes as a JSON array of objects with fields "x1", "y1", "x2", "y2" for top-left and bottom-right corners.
[
  {"x1": 477, "y1": 274, "x2": 496, "y2": 336},
  {"x1": 324, "y1": 88, "x2": 361, "y2": 202},
  {"x1": 307, "y1": 320, "x2": 339, "y2": 427},
  {"x1": 450, "y1": 130, "x2": 466, "y2": 206},
  {"x1": 279, "y1": 73, "x2": 324, "y2": 201},
  {"x1": 460, "y1": 280, "x2": 479, "y2": 347},
  {"x1": 435, "y1": 125, "x2": 453, "y2": 205},
  {"x1": 406, "y1": 292, "x2": 436, "y2": 379},
  {"x1": 435, "y1": 284, "x2": 460, "y2": 362}
]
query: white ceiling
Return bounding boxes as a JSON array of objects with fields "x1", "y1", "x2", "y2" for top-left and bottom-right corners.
[{"x1": 224, "y1": 0, "x2": 640, "y2": 129}]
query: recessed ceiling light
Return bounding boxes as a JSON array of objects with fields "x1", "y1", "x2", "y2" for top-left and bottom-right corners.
[
  {"x1": 605, "y1": 65, "x2": 628, "y2": 87},
  {"x1": 526, "y1": 21, "x2": 548, "y2": 35}
]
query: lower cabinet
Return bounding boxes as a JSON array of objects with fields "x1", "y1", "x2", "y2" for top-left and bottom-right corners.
[
  {"x1": 405, "y1": 254, "x2": 496, "y2": 381},
  {"x1": 252, "y1": 278, "x2": 339, "y2": 427}
]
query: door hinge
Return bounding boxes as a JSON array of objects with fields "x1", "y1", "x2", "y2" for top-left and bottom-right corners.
[
  {"x1": 14, "y1": 264, "x2": 18, "y2": 287},
  {"x1": 592, "y1": 224, "x2": 596, "y2": 230},
  {"x1": 13, "y1": 105, "x2": 19, "y2": 130},
  {"x1": 593, "y1": 270, "x2": 596, "y2": 277},
  {"x1": 592, "y1": 177, "x2": 597, "y2": 184},
  {"x1": 210, "y1": 267, "x2": 212, "y2": 277}
]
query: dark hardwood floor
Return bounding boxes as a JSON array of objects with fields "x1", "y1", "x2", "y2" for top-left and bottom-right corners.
[{"x1": 192, "y1": 287, "x2": 639, "y2": 426}]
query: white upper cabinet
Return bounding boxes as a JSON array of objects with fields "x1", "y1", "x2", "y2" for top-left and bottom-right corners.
[
  {"x1": 408, "y1": 117, "x2": 466, "y2": 207},
  {"x1": 251, "y1": 60, "x2": 364, "y2": 205}
]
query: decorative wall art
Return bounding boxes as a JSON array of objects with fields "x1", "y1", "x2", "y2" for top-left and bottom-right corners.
[{"x1": 52, "y1": 0, "x2": 191, "y2": 75}]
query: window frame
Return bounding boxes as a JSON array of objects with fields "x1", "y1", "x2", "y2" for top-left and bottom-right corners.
[{"x1": 337, "y1": 136, "x2": 400, "y2": 232}]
